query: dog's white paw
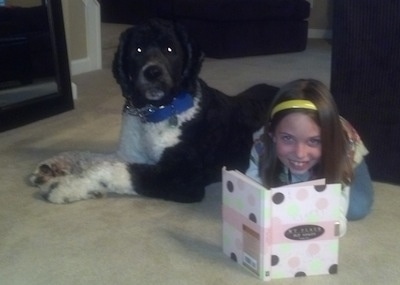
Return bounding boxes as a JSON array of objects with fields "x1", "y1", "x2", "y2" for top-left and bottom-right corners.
[
  {"x1": 41, "y1": 177, "x2": 105, "y2": 204},
  {"x1": 29, "y1": 163, "x2": 67, "y2": 187},
  {"x1": 30, "y1": 173, "x2": 106, "y2": 204},
  {"x1": 29, "y1": 154, "x2": 102, "y2": 204},
  {"x1": 29, "y1": 152, "x2": 86, "y2": 187},
  {"x1": 29, "y1": 152, "x2": 135, "y2": 204}
]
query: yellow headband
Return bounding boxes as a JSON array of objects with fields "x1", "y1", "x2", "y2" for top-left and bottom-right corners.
[{"x1": 270, "y1": 99, "x2": 317, "y2": 118}]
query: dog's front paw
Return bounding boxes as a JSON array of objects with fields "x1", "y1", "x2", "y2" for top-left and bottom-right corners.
[
  {"x1": 29, "y1": 152, "x2": 132, "y2": 204},
  {"x1": 37, "y1": 177, "x2": 105, "y2": 204},
  {"x1": 29, "y1": 153, "x2": 80, "y2": 187},
  {"x1": 29, "y1": 163, "x2": 67, "y2": 187},
  {"x1": 30, "y1": 163, "x2": 104, "y2": 204}
]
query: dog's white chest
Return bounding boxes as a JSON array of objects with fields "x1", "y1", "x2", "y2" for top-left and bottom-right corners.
[{"x1": 117, "y1": 114, "x2": 182, "y2": 164}]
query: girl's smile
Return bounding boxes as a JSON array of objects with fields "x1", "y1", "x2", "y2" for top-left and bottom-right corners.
[{"x1": 288, "y1": 159, "x2": 312, "y2": 172}]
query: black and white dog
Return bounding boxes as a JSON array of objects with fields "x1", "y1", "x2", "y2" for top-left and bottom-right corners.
[{"x1": 29, "y1": 19, "x2": 278, "y2": 204}]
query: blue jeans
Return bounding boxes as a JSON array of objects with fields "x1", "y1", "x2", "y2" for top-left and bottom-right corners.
[{"x1": 347, "y1": 159, "x2": 374, "y2": 220}]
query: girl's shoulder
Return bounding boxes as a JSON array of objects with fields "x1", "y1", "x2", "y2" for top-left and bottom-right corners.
[
  {"x1": 340, "y1": 117, "x2": 369, "y2": 166},
  {"x1": 340, "y1": 117, "x2": 361, "y2": 143}
]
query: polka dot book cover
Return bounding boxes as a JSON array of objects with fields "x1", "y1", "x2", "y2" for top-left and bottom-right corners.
[{"x1": 222, "y1": 167, "x2": 341, "y2": 281}]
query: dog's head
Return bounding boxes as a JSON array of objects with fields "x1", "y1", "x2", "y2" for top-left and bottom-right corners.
[{"x1": 113, "y1": 18, "x2": 204, "y2": 108}]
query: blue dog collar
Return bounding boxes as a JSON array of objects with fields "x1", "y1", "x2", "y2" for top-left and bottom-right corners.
[{"x1": 124, "y1": 92, "x2": 194, "y2": 124}]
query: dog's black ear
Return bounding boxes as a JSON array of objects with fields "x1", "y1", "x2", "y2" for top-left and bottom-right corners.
[
  {"x1": 173, "y1": 21, "x2": 204, "y2": 90},
  {"x1": 112, "y1": 28, "x2": 133, "y2": 97}
]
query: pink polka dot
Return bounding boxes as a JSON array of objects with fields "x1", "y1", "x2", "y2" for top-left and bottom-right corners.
[
  {"x1": 264, "y1": 229, "x2": 272, "y2": 244},
  {"x1": 316, "y1": 198, "x2": 329, "y2": 210},
  {"x1": 307, "y1": 243, "x2": 321, "y2": 256},
  {"x1": 247, "y1": 194, "x2": 256, "y2": 206},
  {"x1": 296, "y1": 188, "x2": 309, "y2": 201},
  {"x1": 272, "y1": 217, "x2": 282, "y2": 228},
  {"x1": 288, "y1": 256, "x2": 300, "y2": 268}
]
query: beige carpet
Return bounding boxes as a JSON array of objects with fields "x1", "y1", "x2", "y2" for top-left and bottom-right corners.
[{"x1": 0, "y1": 24, "x2": 399, "y2": 285}]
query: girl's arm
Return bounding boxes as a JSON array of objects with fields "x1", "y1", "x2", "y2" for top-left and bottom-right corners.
[
  {"x1": 339, "y1": 185, "x2": 350, "y2": 237},
  {"x1": 245, "y1": 128, "x2": 265, "y2": 183},
  {"x1": 245, "y1": 147, "x2": 261, "y2": 183}
]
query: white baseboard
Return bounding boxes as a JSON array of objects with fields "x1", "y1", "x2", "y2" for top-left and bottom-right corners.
[
  {"x1": 71, "y1": 82, "x2": 78, "y2": 100},
  {"x1": 70, "y1": 0, "x2": 101, "y2": 76},
  {"x1": 70, "y1": 58, "x2": 93, "y2": 76},
  {"x1": 308, "y1": 29, "x2": 332, "y2": 39}
]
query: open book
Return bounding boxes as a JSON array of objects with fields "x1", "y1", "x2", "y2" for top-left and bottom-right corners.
[{"x1": 222, "y1": 167, "x2": 341, "y2": 281}]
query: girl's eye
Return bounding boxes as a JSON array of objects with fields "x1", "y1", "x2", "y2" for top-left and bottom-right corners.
[
  {"x1": 280, "y1": 135, "x2": 294, "y2": 144},
  {"x1": 308, "y1": 138, "x2": 321, "y2": 147}
]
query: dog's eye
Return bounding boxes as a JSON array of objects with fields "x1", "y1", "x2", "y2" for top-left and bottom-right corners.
[
  {"x1": 136, "y1": 47, "x2": 142, "y2": 53},
  {"x1": 167, "y1": 47, "x2": 173, "y2": 53}
]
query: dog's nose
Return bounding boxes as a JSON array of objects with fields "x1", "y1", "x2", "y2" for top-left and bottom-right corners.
[{"x1": 144, "y1": 65, "x2": 162, "y2": 81}]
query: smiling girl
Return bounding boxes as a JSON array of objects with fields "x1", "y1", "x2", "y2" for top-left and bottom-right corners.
[{"x1": 246, "y1": 79, "x2": 374, "y2": 236}]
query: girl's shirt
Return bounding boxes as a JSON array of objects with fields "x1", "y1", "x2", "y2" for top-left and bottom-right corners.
[{"x1": 245, "y1": 117, "x2": 369, "y2": 237}]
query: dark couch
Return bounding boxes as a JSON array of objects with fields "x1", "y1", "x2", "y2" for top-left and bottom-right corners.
[
  {"x1": 100, "y1": 0, "x2": 310, "y2": 58},
  {"x1": 331, "y1": 0, "x2": 400, "y2": 185}
]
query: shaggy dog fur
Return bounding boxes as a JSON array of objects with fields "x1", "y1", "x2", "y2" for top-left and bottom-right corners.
[{"x1": 29, "y1": 19, "x2": 278, "y2": 204}]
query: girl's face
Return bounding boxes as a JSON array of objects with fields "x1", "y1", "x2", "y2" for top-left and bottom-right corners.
[{"x1": 272, "y1": 112, "x2": 322, "y2": 175}]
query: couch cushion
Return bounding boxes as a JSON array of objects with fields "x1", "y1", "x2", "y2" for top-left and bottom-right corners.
[
  {"x1": 181, "y1": 19, "x2": 308, "y2": 58},
  {"x1": 173, "y1": 0, "x2": 310, "y2": 21}
]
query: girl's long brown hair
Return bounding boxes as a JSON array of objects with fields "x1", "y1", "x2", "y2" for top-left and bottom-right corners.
[{"x1": 260, "y1": 79, "x2": 353, "y2": 188}]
